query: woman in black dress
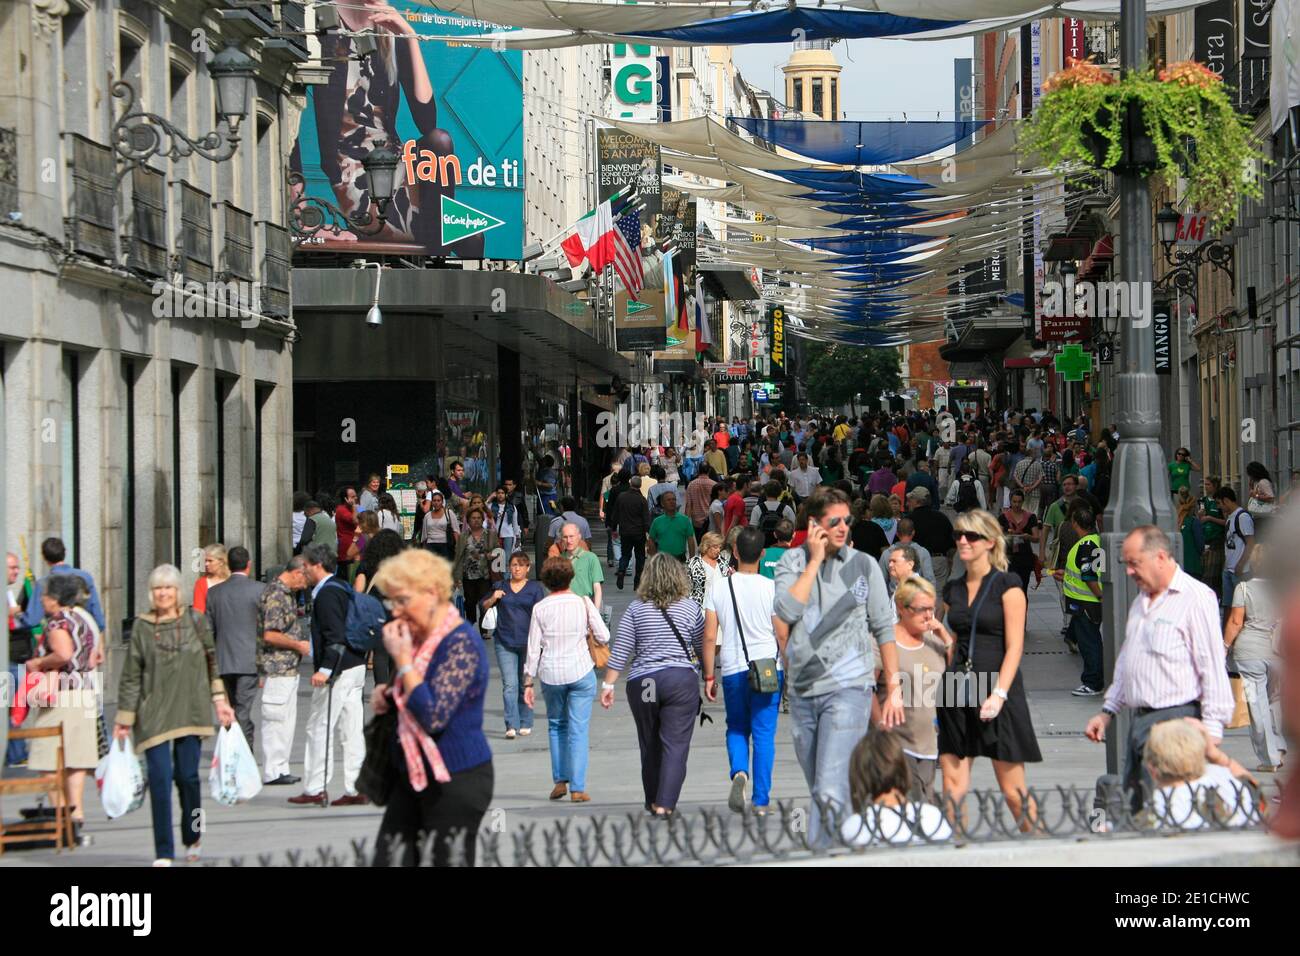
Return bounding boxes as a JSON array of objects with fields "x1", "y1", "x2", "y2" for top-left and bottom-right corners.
[
  {"x1": 998, "y1": 490, "x2": 1040, "y2": 591},
  {"x1": 938, "y1": 508, "x2": 1041, "y2": 828}
]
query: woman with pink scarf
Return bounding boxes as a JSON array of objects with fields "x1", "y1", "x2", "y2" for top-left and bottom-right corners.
[{"x1": 370, "y1": 548, "x2": 493, "y2": 866}]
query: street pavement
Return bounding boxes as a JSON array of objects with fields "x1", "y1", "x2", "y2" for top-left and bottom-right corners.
[{"x1": 1, "y1": 513, "x2": 1274, "y2": 866}]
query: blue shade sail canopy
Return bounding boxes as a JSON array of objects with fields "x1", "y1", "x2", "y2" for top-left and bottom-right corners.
[
  {"x1": 633, "y1": 8, "x2": 966, "y2": 45},
  {"x1": 776, "y1": 169, "x2": 932, "y2": 195},
  {"x1": 732, "y1": 118, "x2": 989, "y2": 166}
]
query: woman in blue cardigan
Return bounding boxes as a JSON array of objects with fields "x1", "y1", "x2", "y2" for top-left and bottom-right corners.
[{"x1": 371, "y1": 548, "x2": 492, "y2": 866}]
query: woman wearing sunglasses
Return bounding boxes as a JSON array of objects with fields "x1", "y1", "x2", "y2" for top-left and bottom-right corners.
[{"x1": 937, "y1": 509, "x2": 1041, "y2": 828}]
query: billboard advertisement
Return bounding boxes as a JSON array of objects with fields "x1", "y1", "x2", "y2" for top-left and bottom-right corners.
[
  {"x1": 615, "y1": 286, "x2": 667, "y2": 352},
  {"x1": 291, "y1": 2, "x2": 524, "y2": 259},
  {"x1": 597, "y1": 127, "x2": 662, "y2": 217}
]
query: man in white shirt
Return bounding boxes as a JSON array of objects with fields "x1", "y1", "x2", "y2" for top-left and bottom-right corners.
[
  {"x1": 1214, "y1": 486, "x2": 1255, "y2": 612},
  {"x1": 702, "y1": 527, "x2": 784, "y2": 815},
  {"x1": 788, "y1": 452, "x2": 821, "y2": 503},
  {"x1": 1084, "y1": 526, "x2": 1234, "y2": 809}
]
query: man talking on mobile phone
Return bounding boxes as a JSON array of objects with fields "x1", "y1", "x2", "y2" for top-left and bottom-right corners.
[{"x1": 774, "y1": 487, "x2": 901, "y2": 848}]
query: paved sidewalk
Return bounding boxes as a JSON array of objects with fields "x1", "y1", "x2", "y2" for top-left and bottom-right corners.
[{"x1": 1, "y1": 514, "x2": 1273, "y2": 866}]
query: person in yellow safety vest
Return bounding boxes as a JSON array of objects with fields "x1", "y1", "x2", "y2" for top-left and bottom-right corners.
[{"x1": 1054, "y1": 505, "x2": 1104, "y2": 698}]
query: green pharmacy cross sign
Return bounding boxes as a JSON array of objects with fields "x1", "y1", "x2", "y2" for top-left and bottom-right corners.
[{"x1": 1054, "y1": 343, "x2": 1093, "y2": 382}]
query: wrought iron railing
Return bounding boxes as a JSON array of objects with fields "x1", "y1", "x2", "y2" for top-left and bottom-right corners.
[{"x1": 213, "y1": 782, "x2": 1277, "y2": 867}]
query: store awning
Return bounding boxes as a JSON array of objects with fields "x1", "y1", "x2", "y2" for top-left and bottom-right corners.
[
  {"x1": 291, "y1": 268, "x2": 631, "y2": 383},
  {"x1": 939, "y1": 313, "x2": 1024, "y2": 363},
  {"x1": 697, "y1": 262, "x2": 762, "y2": 301}
]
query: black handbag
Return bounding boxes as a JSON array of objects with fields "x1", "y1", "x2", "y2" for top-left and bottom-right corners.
[
  {"x1": 727, "y1": 576, "x2": 781, "y2": 694},
  {"x1": 658, "y1": 607, "x2": 714, "y2": 728},
  {"x1": 952, "y1": 573, "x2": 995, "y2": 709},
  {"x1": 355, "y1": 705, "x2": 398, "y2": 806}
]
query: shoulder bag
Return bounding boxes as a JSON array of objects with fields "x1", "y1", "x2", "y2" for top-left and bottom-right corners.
[
  {"x1": 951, "y1": 574, "x2": 995, "y2": 710},
  {"x1": 355, "y1": 706, "x2": 398, "y2": 806},
  {"x1": 727, "y1": 576, "x2": 780, "y2": 694},
  {"x1": 585, "y1": 596, "x2": 610, "y2": 669},
  {"x1": 657, "y1": 606, "x2": 713, "y2": 727}
]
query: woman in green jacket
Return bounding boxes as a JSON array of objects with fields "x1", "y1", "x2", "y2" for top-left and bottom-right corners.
[{"x1": 115, "y1": 563, "x2": 234, "y2": 867}]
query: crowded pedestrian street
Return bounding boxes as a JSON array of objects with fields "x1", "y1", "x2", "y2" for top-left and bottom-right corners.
[{"x1": 3, "y1": 2, "x2": 1299, "y2": 914}]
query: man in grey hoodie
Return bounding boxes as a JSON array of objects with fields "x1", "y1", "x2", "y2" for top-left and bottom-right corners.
[{"x1": 775, "y1": 487, "x2": 902, "y2": 846}]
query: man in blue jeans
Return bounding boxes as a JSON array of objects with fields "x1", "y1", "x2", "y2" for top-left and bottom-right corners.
[
  {"x1": 1215, "y1": 486, "x2": 1255, "y2": 618},
  {"x1": 702, "y1": 528, "x2": 783, "y2": 814},
  {"x1": 774, "y1": 488, "x2": 903, "y2": 846},
  {"x1": 6, "y1": 552, "x2": 37, "y2": 766}
]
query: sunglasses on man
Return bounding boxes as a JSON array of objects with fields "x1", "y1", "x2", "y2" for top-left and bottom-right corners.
[{"x1": 819, "y1": 515, "x2": 854, "y2": 529}]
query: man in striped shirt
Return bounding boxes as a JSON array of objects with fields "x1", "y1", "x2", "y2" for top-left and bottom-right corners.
[
  {"x1": 1085, "y1": 525, "x2": 1234, "y2": 808},
  {"x1": 774, "y1": 488, "x2": 902, "y2": 847}
]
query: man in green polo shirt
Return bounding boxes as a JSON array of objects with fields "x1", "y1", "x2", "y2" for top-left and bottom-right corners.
[
  {"x1": 1199, "y1": 475, "x2": 1226, "y2": 600},
  {"x1": 560, "y1": 522, "x2": 604, "y2": 609},
  {"x1": 647, "y1": 492, "x2": 696, "y2": 562}
]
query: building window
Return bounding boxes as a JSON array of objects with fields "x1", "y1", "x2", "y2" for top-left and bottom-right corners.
[
  {"x1": 831, "y1": 78, "x2": 838, "y2": 120},
  {"x1": 811, "y1": 78, "x2": 824, "y2": 117},
  {"x1": 122, "y1": 359, "x2": 139, "y2": 618},
  {"x1": 215, "y1": 376, "x2": 230, "y2": 543},
  {"x1": 119, "y1": 34, "x2": 143, "y2": 104},
  {"x1": 791, "y1": 77, "x2": 802, "y2": 113},
  {"x1": 61, "y1": 8, "x2": 89, "y2": 136},
  {"x1": 171, "y1": 366, "x2": 183, "y2": 564},
  {"x1": 255, "y1": 384, "x2": 273, "y2": 577},
  {"x1": 61, "y1": 352, "x2": 82, "y2": 565}
]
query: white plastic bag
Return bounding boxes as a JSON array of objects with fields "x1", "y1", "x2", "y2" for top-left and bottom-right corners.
[
  {"x1": 95, "y1": 737, "x2": 147, "y2": 820},
  {"x1": 208, "y1": 724, "x2": 263, "y2": 806},
  {"x1": 480, "y1": 604, "x2": 498, "y2": 631}
]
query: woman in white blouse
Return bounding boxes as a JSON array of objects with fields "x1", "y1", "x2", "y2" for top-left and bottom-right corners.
[{"x1": 523, "y1": 556, "x2": 609, "y2": 803}]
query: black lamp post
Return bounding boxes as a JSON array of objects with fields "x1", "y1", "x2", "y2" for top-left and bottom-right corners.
[
  {"x1": 111, "y1": 45, "x2": 255, "y2": 178},
  {"x1": 288, "y1": 144, "x2": 400, "y2": 239},
  {"x1": 1154, "y1": 201, "x2": 1235, "y2": 302}
]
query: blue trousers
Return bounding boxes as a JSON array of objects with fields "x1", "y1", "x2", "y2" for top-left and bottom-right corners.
[
  {"x1": 493, "y1": 641, "x2": 534, "y2": 732},
  {"x1": 722, "y1": 671, "x2": 783, "y2": 807},
  {"x1": 541, "y1": 670, "x2": 596, "y2": 791},
  {"x1": 5, "y1": 664, "x2": 28, "y2": 765},
  {"x1": 145, "y1": 735, "x2": 202, "y2": 861}
]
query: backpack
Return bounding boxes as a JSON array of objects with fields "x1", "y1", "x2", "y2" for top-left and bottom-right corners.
[
  {"x1": 758, "y1": 501, "x2": 784, "y2": 546},
  {"x1": 323, "y1": 579, "x2": 387, "y2": 654},
  {"x1": 956, "y1": 475, "x2": 980, "y2": 513}
]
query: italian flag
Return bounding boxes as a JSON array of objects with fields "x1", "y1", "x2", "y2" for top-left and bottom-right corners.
[{"x1": 560, "y1": 185, "x2": 634, "y2": 272}]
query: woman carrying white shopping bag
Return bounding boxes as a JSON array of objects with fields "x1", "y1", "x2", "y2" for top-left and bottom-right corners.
[{"x1": 115, "y1": 564, "x2": 236, "y2": 867}]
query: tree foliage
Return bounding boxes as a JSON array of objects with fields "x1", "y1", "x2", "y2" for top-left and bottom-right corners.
[{"x1": 804, "y1": 343, "x2": 902, "y2": 411}]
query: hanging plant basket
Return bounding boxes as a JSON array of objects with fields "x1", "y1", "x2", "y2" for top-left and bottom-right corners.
[{"x1": 1020, "y1": 59, "x2": 1264, "y2": 229}]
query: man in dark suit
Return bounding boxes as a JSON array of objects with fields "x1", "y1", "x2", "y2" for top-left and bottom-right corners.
[
  {"x1": 290, "y1": 543, "x2": 368, "y2": 807},
  {"x1": 205, "y1": 546, "x2": 264, "y2": 751}
]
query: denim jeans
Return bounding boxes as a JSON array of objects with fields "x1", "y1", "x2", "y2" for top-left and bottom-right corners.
[
  {"x1": 1222, "y1": 569, "x2": 1242, "y2": 610},
  {"x1": 722, "y1": 671, "x2": 783, "y2": 806},
  {"x1": 788, "y1": 685, "x2": 870, "y2": 847},
  {"x1": 494, "y1": 641, "x2": 534, "y2": 732},
  {"x1": 1233, "y1": 656, "x2": 1286, "y2": 767},
  {"x1": 5, "y1": 664, "x2": 29, "y2": 765},
  {"x1": 541, "y1": 670, "x2": 597, "y2": 791},
  {"x1": 145, "y1": 735, "x2": 202, "y2": 861},
  {"x1": 1068, "y1": 605, "x2": 1103, "y2": 690}
]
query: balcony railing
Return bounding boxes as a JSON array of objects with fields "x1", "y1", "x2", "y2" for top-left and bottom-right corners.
[
  {"x1": 178, "y1": 183, "x2": 213, "y2": 284},
  {"x1": 1224, "y1": 55, "x2": 1271, "y2": 117},
  {"x1": 259, "y1": 221, "x2": 291, "y2": 318},
  {"x1": 127, "y1": 166, "x2": 168, "y2": 278},
  {"x1": 66, "y1": 135, "x2": 117, "y2": 262}
]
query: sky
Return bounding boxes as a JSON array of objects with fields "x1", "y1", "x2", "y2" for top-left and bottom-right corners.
[{"x1": 731, "y1": 36, "x2": 977, "y2": 120}]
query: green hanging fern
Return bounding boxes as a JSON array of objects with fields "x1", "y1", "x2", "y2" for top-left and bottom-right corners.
[{"x1": 1019, "y1": 60, "x2": 1265, "y2": 230}]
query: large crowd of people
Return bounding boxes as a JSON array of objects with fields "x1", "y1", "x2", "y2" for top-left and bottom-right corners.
[{"x1": 5, "y1": 404, "x2": 1297, "y2": 864}]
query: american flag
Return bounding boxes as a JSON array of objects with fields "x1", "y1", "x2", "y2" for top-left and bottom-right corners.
[{"x1": 612, "y1": 207, "x2": 644, "y2": 299}]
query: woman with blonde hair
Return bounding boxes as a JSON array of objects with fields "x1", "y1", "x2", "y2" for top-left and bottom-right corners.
[
  {"x1": 687, "y1": 531, "x2": 730, "y2": 606},
  {"x1": 885, "y1": 575, "x2": 954, "y2": 803},
  {"x1": 192, "y1": 544, "x2": 230, "y2": 614},
  {"x1": 370, "y1": 547, "x2": 493, "y2": 866},
  {"x1": 116, "y1": 564, "x2": 235, "y2": 866},
  {"x1": 936, "y1": 509, "x2": 1041, "y2": 823}
]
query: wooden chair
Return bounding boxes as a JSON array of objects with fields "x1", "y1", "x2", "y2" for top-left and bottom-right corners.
[{"x1": 0, "y1": 726, "x2": 77, "y2": 854}]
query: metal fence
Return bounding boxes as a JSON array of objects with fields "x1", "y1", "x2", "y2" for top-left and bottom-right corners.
[{"x1": 216, "y1": 781, "x2": 1279, "y2": 867}]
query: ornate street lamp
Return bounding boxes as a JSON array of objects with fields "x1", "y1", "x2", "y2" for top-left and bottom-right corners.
[
  {"x1": 111, "y1": 45, "x2": 255, "y2": 178},
  {"x1": 1154, "y1": 201, "x2": 1235, "y2": 302},
  {"x1": 287, "y1": 144, "x2": 400, "y2": 239}
]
